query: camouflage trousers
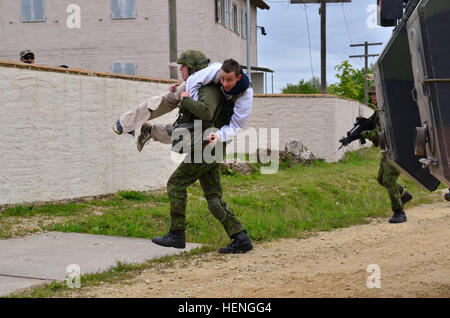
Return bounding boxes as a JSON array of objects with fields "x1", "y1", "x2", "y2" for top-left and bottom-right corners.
[
  {"x1": 377, "y1": 153, "x2": 405, "y2": 211},
  {"x1": 167, "y1": 161, "x2": 244, "y2": 238}
]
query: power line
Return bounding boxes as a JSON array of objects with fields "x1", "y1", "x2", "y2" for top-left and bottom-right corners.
[
  {"x1": 341, "y1": 3, "x2": 363, "y2": 69},
  {"x1": 303, "y1": 4, "x2": 315, "y2": 79}
]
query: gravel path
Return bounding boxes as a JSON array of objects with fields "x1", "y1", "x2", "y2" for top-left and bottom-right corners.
[{"x1": 75, "y1": 201, "x2": 449, "y2": 298}]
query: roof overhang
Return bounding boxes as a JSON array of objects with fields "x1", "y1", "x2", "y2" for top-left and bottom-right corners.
[{"x1": 253, "y1": 0, "x2": 270, "y2": 10}]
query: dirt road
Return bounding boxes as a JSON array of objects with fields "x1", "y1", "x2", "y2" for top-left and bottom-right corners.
[{"x1": 76, "y1": 201, "x2": 449, "y2": 298}]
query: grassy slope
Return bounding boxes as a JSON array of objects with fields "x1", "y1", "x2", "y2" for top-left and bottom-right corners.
[
  {"x1": 2, "y1": 147, "x2": 443, "y2": 297},
  {"x1": 1, "y1": 147, "x2": 439, "y2": 247}
]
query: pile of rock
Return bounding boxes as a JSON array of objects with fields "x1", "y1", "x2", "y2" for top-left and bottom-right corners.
[
  {"x1": 258, "y1": 139, "x2": 315, "y2": 165},
  {"x1": 220, "y1": 158, "x2": 257, "y2": 176},
  {"x1": 280, "y1": 139, "x2": 315, "y2": 164},
  {"x1": 221, "y1": 139, "x2": 315, "y2": 175}
]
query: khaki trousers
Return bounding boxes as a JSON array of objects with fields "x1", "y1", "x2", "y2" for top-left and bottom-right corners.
[{"x1": 119, "y1": 82, "x2": 185, "y2": 143}]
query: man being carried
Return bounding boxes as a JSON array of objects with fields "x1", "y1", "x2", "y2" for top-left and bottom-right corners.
[
  {"x1": 114, "y1": 58, "x2": 253, "y2": 152},
  {"x1": 113, "y1": 50, "x2": 210, "y2": 142}
]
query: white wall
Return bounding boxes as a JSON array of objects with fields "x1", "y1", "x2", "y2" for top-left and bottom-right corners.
[
  {"x1": 249, "y1": 95, "x2": 373, "y2": 162},
  {"x1": 0, "y1": 62, "x2": 372, "y2": 206},
  {"x1": 0, "y1": 61, "x2": 179, "y2": 206}
]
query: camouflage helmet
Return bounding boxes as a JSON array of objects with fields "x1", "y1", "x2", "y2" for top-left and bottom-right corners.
[
  {"x1": 176, "y1": 50, "x2": 210, "y2": 71},
  {"x1": 20, "y1": 49, "x2": 34, "y2": 59}
]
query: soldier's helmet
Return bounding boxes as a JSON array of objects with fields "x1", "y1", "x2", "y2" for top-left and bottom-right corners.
[
  {"x1": 176, "y1": 50, "x2": 210, "y2": 71},
  {"x1": 20, "y1": 49, "x2": 34, "y2": 59}
]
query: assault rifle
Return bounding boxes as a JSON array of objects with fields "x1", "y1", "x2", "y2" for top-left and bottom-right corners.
[{"x1": 336, "y1": 113, "x2": 377, "y2": 152}]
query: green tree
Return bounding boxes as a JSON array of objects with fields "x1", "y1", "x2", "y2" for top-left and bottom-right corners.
[
  {"x1": 281, "y1": 76, "x2": 321, "y2": 94},
  {"x1": 327, "y1": 60, "x2": 373, "y2": 103}
]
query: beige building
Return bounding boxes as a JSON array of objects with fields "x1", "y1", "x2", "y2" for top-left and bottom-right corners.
[{"x1": 0, "y1": 0, "x2": 269, "y2": 80}]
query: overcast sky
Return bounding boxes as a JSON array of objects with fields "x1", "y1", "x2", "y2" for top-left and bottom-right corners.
[{"x1": 256, "y1": 0, "x2": 396, "y2": 93}]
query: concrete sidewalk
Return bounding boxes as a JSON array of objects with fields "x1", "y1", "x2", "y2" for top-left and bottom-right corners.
[{"x1": 0, "y1": 232, "x2": 201, "y2": 297}]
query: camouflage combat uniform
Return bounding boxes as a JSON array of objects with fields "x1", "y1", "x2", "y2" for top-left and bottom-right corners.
[
  {"x1": 167, "y1": 83, "x2": 244, "y2": 238},
  {"x1": 362, "y1": 112, "x2": 406, "y2": 211}
]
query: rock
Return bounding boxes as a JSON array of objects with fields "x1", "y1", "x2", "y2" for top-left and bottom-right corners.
[
  {"x1": 220, "y1": 158, "x2": 256, "y2": 176},
  {"x1": 283, "y1": 140, "x2": 315, "y2": 164},
  {"x1": 285, "y1": 140, "x2": 304, "y2": 156},
  {"x1": 257, "y1": 139, "x2": 315, "y2": 165}
]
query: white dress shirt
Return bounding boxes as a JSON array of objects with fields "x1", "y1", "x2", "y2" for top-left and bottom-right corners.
[{"x1": 186, "y1": 62, "x2": 254, "y2": 142}]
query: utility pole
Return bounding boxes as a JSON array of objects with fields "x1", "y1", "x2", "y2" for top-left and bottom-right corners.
[
  {"x1": 320, "y1": 0, "x2": 326, "y2": 94},
  {"x1": 168, "y1": 0, "x2": 178, "y2": 79},
  {"x1": 246, "y1": 0, "x2": 251, "y2": 83},
  {"x1": 349, "y1": 41, "x2": 382, "y2": 105},
  {"x1": 290, "y1": 0, "x2": 351, "y2": 94}
]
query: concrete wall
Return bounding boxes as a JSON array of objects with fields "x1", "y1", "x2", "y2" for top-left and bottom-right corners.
[
  {"x1": 250, "y1": 95, "x2": 374, "y2": 162},
  {"x1": 0, "y1": 0, "x2": 262, "y2": 79},
  {"x1": 0, "y1": 61, "x2": 180, "y2": 206},
  {"x1": 0, "y1": 61, "x2": 372, "y2": 206}
]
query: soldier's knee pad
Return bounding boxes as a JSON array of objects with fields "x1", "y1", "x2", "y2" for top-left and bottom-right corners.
[{"x1": 207, "y1": 197, "x2": 227, "y2": 223}]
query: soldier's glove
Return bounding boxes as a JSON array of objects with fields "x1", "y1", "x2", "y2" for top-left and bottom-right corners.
[{"x1": 361, "y1": 131, "x2": 369, "y2": 139}]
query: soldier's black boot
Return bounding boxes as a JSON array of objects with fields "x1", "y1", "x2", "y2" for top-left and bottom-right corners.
[
  {"x1": 137, "y1": 123, "x2": 152, "y2": 152},
  {"x1": 152, "y1": 230, "x2": 186, "y2": 249},
  {"x1": 219, "y1": 230, "x2": 253, "y2": 254},
  {"x1": 389, "y1": 210, "x2": 407, "y2": 224},
  {"x1": 445, "y1": 190, "x2": 450, "y2": 202},
  {"x1": 401, "y1": 190, "x2": 413, "y2": 204}
]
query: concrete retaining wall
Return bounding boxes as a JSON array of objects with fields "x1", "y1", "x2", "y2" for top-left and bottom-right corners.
[
  {"x1": 249, "y1": 94, "x2": 373, "y2": 162},
  {"x1": 0, "y1": 61, "x2": 373, "y2": 205}
]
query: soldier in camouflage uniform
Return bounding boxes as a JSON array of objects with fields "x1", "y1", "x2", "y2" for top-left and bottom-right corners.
[
  {"x1": 361, "y1": 85, "x2": 413, "y2": 223},
  {"x1": 152, "y1": 57, "x2": 253, "y2": 254}
]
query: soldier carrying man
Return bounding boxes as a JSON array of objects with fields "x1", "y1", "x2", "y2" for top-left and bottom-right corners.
[{"x1": 113, "y1": 50, "x2": 253, "y2": 253}]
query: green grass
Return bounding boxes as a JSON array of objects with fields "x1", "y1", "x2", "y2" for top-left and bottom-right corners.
[
  {"x1": 1, "y1": 147, "x2": 439, "y2": 245},
  {"x1": 1, "y1": 202, "x2": 88, "y2": 218},
  {"x1": 1, "y1": 147, "x2": 442, "y2": 297}
]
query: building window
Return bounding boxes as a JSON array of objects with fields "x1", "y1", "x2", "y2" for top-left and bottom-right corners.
[
  {"x1": 232, "y1": 3, "x2": 238, "y2": 33},
  {"x1": 236, "y1": 5, "x2": 241, "y2": 35},
  {"x1": 216, "y1": 0, "x2": 224, "y2": 25},
  {"x1": 111, "y1": 0, "x2": 136, "y2": 20},
  {"x1": 217, "y1": 0, "x2": 243, "y2": 37},
  {"x1": 21, "y1": 0, "x2": 46, "y2": 22},
  {"x1": 112, "y1": 62, "x2": 136, "y2": 75},
  {"x1": 224, "y1": 0, "x2": 230, "y2": 28},
  {"x1": 241, "y1": 10, "x2": 247, "y2": 39}
]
